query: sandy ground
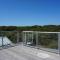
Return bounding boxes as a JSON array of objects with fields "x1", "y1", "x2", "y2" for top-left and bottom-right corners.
[{"x1": 0, "y1": 45, "x2": 60, "y2": 60}]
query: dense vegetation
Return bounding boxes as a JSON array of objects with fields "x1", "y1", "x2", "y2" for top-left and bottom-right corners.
[
  {"x1": 38, "y1": 33, "x2": 58, "y2": 49},
  {"x1": 0, "y1": 25, "x2": 60, "y2": 31}
]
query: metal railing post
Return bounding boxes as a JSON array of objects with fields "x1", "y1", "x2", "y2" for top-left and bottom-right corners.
[
  {"x1": 36, "y1": 31, "x2": 38, "y2": 47},
  {"x1": 17, "y1": 31, "x2": 19, "y2": 43},
  {"x1": 22, "y1": 32, "x2": 24, "y2": 44},
  {"x1": 25, "y1": 32, "x2": 27, "y2": 45},
  {"x1": 58, "y1": 33, "x2": 60, "y2": 55},
  {"x1": 2, "y1": 32, "x2": 3, "y2": 47},
  {"x1": 32, "y1": 32, "x2": 33, "y2": 45}
]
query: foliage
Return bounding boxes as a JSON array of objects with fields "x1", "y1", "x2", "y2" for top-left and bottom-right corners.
[{"x1": 0, "y1": 25, "x2": 60, "y2": 32}]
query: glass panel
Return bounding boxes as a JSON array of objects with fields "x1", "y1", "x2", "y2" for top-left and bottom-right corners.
[
  {"x1": 38, "y1": 33, "x2": 58, "y2": 53},
  {"x1": 26, "y1": 32, "x2": 33, "y2": 45},
  {"x1": 2, "y1": 32, "x2": 17, "y2": 44},
  {"x1": 0, "y1": 31, "x2": 18, "y2": 49},
  {"x1": 23, "y1": 32, "x2": 26, "y2": 44}
]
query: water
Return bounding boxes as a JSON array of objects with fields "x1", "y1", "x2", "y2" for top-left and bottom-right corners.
[{"x1": 0, "y1": 36, "x2": 12, "y2": 46}]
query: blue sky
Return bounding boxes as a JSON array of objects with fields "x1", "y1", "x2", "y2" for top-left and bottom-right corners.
[{"x1": 0, "y1": 0, "x2": 60, "y2": 26}]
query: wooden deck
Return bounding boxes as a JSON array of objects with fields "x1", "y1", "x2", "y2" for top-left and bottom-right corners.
[{"x1": 0, "y1": 45, "x2": 60, "y2": 60}]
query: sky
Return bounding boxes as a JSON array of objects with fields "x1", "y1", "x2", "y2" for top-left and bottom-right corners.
[{"x1": 0, "y1": 0, "x2": 60, "y2": 26}]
